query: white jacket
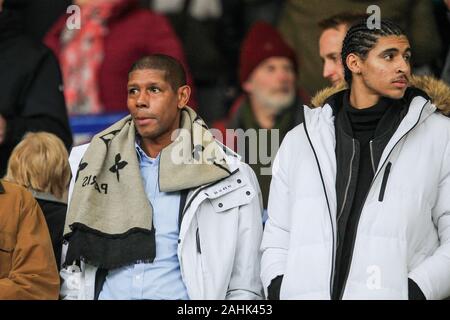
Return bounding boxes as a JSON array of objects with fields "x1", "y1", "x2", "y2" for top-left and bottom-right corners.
[
  {"x1": 61, "y1": 143, "x2": 264, "y2": 300},
  {"x1": 261, "y1": 80, "x2": 450, "y2": 300}
]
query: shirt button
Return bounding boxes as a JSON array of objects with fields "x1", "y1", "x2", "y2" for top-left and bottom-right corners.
[
  {"x1": 178, "y1": 239, "x2": 181, "y2": 244},
  {"x1": 218, "y1": 203, "x2": 223, "y2": 208},
  {"x1": 237, "y1": 179, "x2": 242, "y2": 184},
  {"x1": 246, "y1": 191, "x2": 251, "y2": 196}
]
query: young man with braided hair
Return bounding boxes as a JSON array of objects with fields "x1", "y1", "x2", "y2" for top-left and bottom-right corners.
[{"x1": 261, "y1": 19, "x2": 450, "y2": 300}]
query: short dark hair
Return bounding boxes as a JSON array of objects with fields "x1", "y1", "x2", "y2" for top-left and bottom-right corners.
[
  {"x1": 318, "y1": 12, "x2": 368, "y2": 31},
  {"x1": 128, "y1": 54, "x2": 187, "y2": 91},
  {"x1": 341, "y1": 19, "x2": 407, "y2": 84}
]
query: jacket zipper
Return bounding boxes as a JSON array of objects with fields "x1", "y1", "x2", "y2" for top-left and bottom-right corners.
[
  {"x1": 338, "y1": 100, "x2": 429, "y2": 299},
  {"x1": 369, "y1": 140, "x2": 376, "y2": 174},
  {"x1": 378, "y1": 162, "x2": 392, "y2": 202},
  {"x1": 336, "y1": 139, "x2": 356, "y2": 250},
  {"x1": 178, "y1": 169, "x2": 239, "y2": 298},
  {"x1": 196, "y1": 227, "x2": 202, "y2": 254},
  {"x1": 337, "y1": 139, "x2": 356, "y2": 223},
  {"x1": 178, "y1": 169, "x2": 240, "y2": 249},
  {"x1": 303, "y1": 121, "x2": 336, "y2": 298}
]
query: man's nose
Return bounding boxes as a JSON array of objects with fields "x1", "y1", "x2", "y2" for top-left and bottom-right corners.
[
  {"x1": 136, "y1": 91, "x2": 149, "y2": 108},
  {"x1": 323, "y1": 62, "x2": 333, "y2": 80},
  {"x1": 397, "y1": 57, "x2": 410, "y2": 75},
  {"x1": 277, "y1": 68, "x2": 294, "y2": 83}
]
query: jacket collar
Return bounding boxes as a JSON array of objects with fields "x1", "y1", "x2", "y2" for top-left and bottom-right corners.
[
  {"x1": 311, "y1": 75, "x2": 450, "y2": 117},
  {"x1": 303, "y1": 83, "x2": 435, "y2": 183},
  {"x1": 30, "y1": 189, "x2": 67, "y2": 205}
]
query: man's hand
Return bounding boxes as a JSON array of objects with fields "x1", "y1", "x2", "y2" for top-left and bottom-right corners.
[{"x1": 0, "y1": 115, "x2": 7, "y2": 145}]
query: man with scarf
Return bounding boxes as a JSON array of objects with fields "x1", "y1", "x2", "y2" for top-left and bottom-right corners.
[{"x1": 60, "y1": 54, "x2": 264, "y2": 300}]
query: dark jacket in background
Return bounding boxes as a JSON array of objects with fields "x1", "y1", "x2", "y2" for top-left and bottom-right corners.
[
  {"x1": 34, "y1": 193, "x2": 67, "y2": 271},
  {"x1": 0, "y1": 10, "x2": 72, "y2": 176},
  {"x1": 4, "y1": 0, "x2": 71, "y2": 42},
  {"x1": 214, "y1": 92, "x2": 308, "y2": 209}
]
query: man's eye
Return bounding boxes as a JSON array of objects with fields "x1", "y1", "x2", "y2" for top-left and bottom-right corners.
[
  {"x1": 384, "y1": 53, "x2": 393, "y2": 61},
  {"x1": 149, "y1": 87, "x2": 161, "y2": 93},
  {"x1": 404, "y1": 54, "x2": 411, "y2": 62},
  {"x1": 128, "y1": 88, "x2": 138, "y2": 95}
]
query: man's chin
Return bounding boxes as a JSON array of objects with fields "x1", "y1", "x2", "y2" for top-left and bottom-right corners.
[
  {"x1": 136, "y1": 129, "x2": 161, "y2": 141},
  {"x1": 332, "y1": 79, "x2": 346, "y2": 87},
  {"x1": 383, "y1": 87, "x2": 408, "y2": 100},
  {"x1": 263, "y1": 94, "x2": 295, "y2": 113}
]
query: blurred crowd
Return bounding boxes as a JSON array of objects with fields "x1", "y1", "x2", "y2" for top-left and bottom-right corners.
[
  {"x1": 1, "y1": 0, "x2": 450, "y2": 301},
  {"x1": 1, "y1": 0, "x2": 449, "y2": 196}
]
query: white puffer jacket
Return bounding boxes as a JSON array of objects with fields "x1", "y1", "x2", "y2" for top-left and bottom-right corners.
[{"x1": 261, "y1": 77, "x2": 450, "y2": 300}]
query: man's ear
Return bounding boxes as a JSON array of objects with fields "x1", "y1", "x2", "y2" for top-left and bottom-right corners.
[
  {"x1": 346, "y1": 53, "x2": 362, "y2": 75},
  {"x1": 177, "y1": 85, "x2": 191, "y2": 109}
]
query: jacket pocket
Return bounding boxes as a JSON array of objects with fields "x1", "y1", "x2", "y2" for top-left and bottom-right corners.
[
  {"x1": 378, "y1": 162, "x2": 392, "y2": 202},
  {"x1": 0, "y1": 232, "x2": 14, "y2": 278}
]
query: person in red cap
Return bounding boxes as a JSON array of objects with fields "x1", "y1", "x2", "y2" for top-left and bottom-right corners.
[{"x1": 213, "y1": 21, "x2": 309, "y2": 213}]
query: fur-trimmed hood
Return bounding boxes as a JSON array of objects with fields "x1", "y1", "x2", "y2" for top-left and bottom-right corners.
[{"x1": 310, "y1": 75, "x2": 450, "y2": 116}]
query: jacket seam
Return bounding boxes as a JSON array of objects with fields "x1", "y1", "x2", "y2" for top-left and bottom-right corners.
[{"x1": 303, "y1": 116, "x2": 335, "y2": 298}]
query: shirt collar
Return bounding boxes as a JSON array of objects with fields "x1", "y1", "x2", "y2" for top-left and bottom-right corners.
[{"x1": 135, "y1": 140, "x2": 159, "y2": 165}]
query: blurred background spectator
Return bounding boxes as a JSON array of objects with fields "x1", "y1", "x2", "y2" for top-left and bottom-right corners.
[
  {"x1": 4, "y1": 132, "x2": 71, "y2": 270},
  {"x1": 0, "y1": 0, "x2": 72, "y2": 176},
  {"x1": 213, "y1": 22, "x2": 309, "y2": 213},
  {"x1": 44, "y1": 0, "x2": 195, "y2": 115},
  {"x1": 1, "y1": 0, "x2": 448, "y2": 148},
  {"x1": 147, "y1": 0, "x2": 286, "y2": 125},
  {"x1": 0, "y1": 178, "x2": 60, "y2": 300},
  {"x1": 318, "y1": 12, "x2": 367, "y2": 87}
]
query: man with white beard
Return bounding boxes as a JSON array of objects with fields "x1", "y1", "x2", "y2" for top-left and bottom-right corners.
[{"x1": 214, "y1": 21, "x2": 309, "y2": 212}]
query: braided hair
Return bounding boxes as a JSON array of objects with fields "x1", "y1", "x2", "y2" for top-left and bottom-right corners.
[{"x1": 341, "y1": 19, "x2": 406, "y2": 84}]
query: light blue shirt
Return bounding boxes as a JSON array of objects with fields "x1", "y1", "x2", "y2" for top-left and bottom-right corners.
[{"x1": 98, "y1": 143, "x2": 189, "y2": 300}]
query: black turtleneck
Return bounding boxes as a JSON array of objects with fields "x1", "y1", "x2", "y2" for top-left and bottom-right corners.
[
  {"x1": 345, "y1": 95, "x2": 391, "y2": 212},
  {"x1": 346, "y1": 97, "x2": 391, "y2": 143}
]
